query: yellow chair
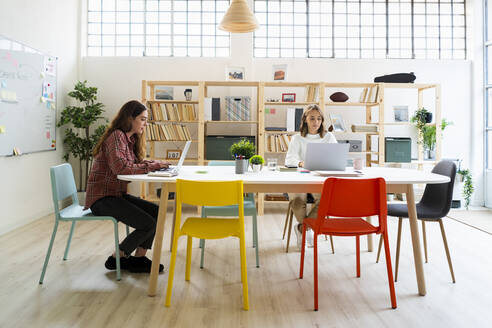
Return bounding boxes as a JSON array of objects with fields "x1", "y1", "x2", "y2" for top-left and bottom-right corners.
[{"x1": 165, "y1": 179, "x2": 249, "y2": 310}]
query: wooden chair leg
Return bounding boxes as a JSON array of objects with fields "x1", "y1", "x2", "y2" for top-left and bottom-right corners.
[
  {"x1": 439, "y1": 220, "x2": 456, "y2": 283},
  {"x1": 286, "y1": 209, "x2": 294, "y2": 253},
  {"x1": 376, "y1": 234, "x2": 383, "y2": 263},
  {"x1": 282, "y1": 201, "x2": 291, "y2": 240},
  {"x1": 422, "y1": 220, "x2": 428, "y2": 263},
  {"x1": 394, "y1": 218, "x2": 403, "y2": 282}
]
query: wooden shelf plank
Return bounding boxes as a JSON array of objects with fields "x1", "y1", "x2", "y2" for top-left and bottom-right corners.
[
  {"x1": 264, "y1": 131, "x2": 299, "y2": 134},
  {"x1": 147, "y1": 81, "x2": 200, "y2": 86},
  {"x1": 149, "y1": 120, "x2": 199, "y2": 123},
  {"x1": 265, "y1": 101, "x2": 318, "y2": 106},
  {"x1": 146, "y1": 140, "x2": 199, "y2": 142},
  {"x1": 381, "y1": 83, "x2": 436, "y2": 89},
  {"x1": 325, "y1": 102, "x2": 379, "y2": 107},
  {"x1": 147, "y1": 100, "x2": 199, "y2": 104},
  {"x1": 205, "y1": 81, "x2": 260, "y2": 87},
  {"x1": 205, "y1": 120, "x2": 258, "y2": 124}
]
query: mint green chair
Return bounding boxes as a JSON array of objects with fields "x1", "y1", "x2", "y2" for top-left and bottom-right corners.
[
  {"x1": 199, "y1": 161, "x2": 260, "y2": 268},
  {"x1": 39, "y1": 163, "x2": 128, "y2": 283}
]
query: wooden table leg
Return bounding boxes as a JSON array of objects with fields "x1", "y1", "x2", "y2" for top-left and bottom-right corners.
[
  {"x1": 148, "y1": 182, "x2": 169, "y2": 297},
  {"x1": 366, "y1": 216, "x2": 373, "y2": 252},
  {"x1": 406, "y1": 184, "x2": 426, "y2": 296}
]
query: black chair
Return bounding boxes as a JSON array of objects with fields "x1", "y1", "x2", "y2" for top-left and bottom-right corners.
[{"x1": 376, "y1": 160, "x2": 457, "y2": 283}]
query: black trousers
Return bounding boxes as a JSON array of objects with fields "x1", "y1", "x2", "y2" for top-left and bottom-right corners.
[{"x1": 91, "y1": 194, "x2": 158, "y2": 256}]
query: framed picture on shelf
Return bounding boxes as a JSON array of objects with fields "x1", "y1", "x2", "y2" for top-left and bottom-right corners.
[
  {"x1": 155, "y1": 86, "x2": 174, "y2": 100},
  {"x1": 226, "y1": 66, "x2": 245, "y2": 81},
  {"x1": 282, "y1": 93, "x2": 296, "y2": 102},
  {"x1": 166, "y1": 149, "x2": 182, "y2": 160},
  {"x1": 272, "y1": 64, "x2": 287, "y2": 81},
  {"x1": 393, "y1": 105, "x2": 409, "y2": 122},
  {"x1": 329, "y1": 113, "x2": 346, "y2": 132}
]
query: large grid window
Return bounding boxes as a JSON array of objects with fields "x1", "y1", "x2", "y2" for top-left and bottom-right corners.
[
  {"x1": 87, "y1": 0, "x2": 230, "y2": 57},
  {"x1": 254, "y1": 0, "x2": 466, "y2": 59}
]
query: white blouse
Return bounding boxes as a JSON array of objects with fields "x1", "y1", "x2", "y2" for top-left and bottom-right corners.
[{"x1": 284, "y1": 132, "x2": 337, "y2": 167}]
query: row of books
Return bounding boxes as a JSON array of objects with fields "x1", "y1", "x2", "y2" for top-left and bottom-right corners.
[
  {"x1": 266, "y1": 134, "x2": 293, "y2": 152},
  {"x1": 148, "y1": 102, "x2": 197, "y2": 121},
  {"x1": 351, "y1": 124, "x2": 379, "y2": 132},
  {"x1": 305, "y1": 85, "x2": 319, "y2": 102},
  {"x1": 145, "y1": 123, "x2": 192, "y2": 141},
  {"x1": 358, "y1": 85, "x2": 380, "y2": 103}
]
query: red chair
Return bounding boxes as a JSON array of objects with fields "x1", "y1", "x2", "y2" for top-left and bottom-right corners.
[{"x1": 299, "y1": 177, "x2": 397, "y2": 311}]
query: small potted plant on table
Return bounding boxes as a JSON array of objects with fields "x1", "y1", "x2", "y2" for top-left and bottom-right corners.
[
  {"x1": 230, "y1": 139, "x2": 255, "y2": 174},
  {"x1": 250, "y1": 155, "x2": 265, "y2": 173}
]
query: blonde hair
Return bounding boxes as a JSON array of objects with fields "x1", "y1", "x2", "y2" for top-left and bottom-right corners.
[
  {"x1": 299, "y1": 104, "x2": 326, "y2": 138},
  {"x1": 93, "y1": 100, "x2": 146, "y2": 161}
]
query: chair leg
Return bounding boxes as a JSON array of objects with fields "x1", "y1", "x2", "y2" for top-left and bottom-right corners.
[
  {"x1": 382, "y1": 231, "x2": 397, "y2": 309},
  {"x1": 356, "y1": 236, "x2": 361, "y2": 277},
  {"x1": 165, "y1": 231, "x2": 180, "y2": 307},
  {"x1": 282, "y1": 202, "x2": 291, "y2": 240},
  {"x1": 125, "y1": 224, "x2": 130, "y2": 237},
  {"x1": 329, "y1": 235, "x2": 335, "y2": 254},
  {"x1": 376, "y1": 234, "x2": 383, "y2": 263},
  {"x1": 185, "y1": 236, "x2": 192, "y2": 281},
  {"x1": 438, "y1": 220, "x2": 456, "y2": 283},
  {"x1": 200, "y1": 239, "x2": 206, "y2": 269},
  {"x1": 299, "y1": 223, "x2": 307, "y2": 279},
  {"x1": 313, "y1": 232, "x2": 319, "y2": 311},
  {"x1": 422, "y1": 220, "x2": 428, "y2": 263},
  {"x1": 252, "y1": 212, "x2": 260, "y2": 268},
  {"x1": 286, "y1": 209, "x2": 294, "y2": 253},
  {"x1": 239, "y1": 232, "x2": 249, "y2": 310},
  {"x1": 113, "y1": 221, "x2": 121, "y2": 281},
  {"x1": 394, "y1": 218, "x2": 403, "y2": 282},
  {"x1": 63, "y1": 221, "x2": 76, "y2": 260},
  {"x1": 39, "y1": 221, "x2": 60, "y2": 284}
]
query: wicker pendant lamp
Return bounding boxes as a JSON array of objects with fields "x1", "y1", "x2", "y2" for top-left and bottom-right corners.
[{"x1": 218, "y1": 0, "x2": 259, "y2": 33}]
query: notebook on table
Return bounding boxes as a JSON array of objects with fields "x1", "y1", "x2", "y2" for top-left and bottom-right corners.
[
  {"x1": 148, "y1": 140, "x2": 191, "y2": 177},
  {"x1": 304, "y1": 143, "x2": 350, "y2": 171}
]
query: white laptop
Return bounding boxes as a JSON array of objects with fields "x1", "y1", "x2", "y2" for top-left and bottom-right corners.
[
  {"x1": 304, "y1": 143, "x2": 350, "y2": 171},
  {"x1": 148, "y1": 141, "x2": 191, "y2": 177}
]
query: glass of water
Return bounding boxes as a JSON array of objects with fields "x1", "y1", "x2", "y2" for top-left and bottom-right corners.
[{"x1": 267, "y1": 158, "x2": 278, "y2": 171}]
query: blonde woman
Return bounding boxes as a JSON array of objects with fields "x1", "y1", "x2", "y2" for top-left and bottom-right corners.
[{"x1": 285, "y1": 104, "x2": 337, "y2": 248}]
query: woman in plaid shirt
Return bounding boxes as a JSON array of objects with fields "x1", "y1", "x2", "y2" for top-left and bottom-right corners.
[{"x1": 85, "y1": 100, "x2": 170, "y2": 273}]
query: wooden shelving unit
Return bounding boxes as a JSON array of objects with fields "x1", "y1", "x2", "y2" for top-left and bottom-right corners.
[{"x1": 140, "y1": 80, "x2": 442, "y2": 210}]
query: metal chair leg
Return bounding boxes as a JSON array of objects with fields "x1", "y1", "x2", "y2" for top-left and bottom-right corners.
[
  {"x1": 63, "y1": 221, "x2": 76, "y2": 260},
  {"x1": 39, "y1": 221, "x2": 60, "y2": 284},
  {"x1": 125, "y1": 224, "x2": 130, "y2": 236},
  {"x1": 439, "y1": 219, "x2": 456, "y2": 283},
  {"x1": 113, "y1": 221, "x2": 121, "y2": 281},
  {"x1": 329, "y1": 235, "x2": 335, "y2": 254},
  {"x1": 253, "y1": 211, "x2": 260, "y2": 268}
]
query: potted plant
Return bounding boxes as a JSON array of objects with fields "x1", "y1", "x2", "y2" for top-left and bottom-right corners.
[
  {"x1": 249, "y1": 155, "x2": 264, "y2": 173},
  {"x1": 230, "y1": 139, "x2": 255, "y2": 174},
  {"x1": 457, "y1": 168, "x2": 474, "y2": 210},
  {"x1": 57, "y1": 81, "x2": 107, "y2": 191},
  {"x1": 411, "y1": 108, "x2": 451, "y2": 159}
]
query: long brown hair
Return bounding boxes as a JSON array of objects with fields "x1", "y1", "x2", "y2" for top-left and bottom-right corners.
[
  {"x1": 93, "y1": 100, "x2": 147, "y2": 161},
  {"x1": 299, "y1": 104, "x2": 326, "y2": 138}
]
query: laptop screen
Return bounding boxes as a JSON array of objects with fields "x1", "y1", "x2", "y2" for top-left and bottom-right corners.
[{"x1": 175, "y1": 140, "x2": 192, "y2": 169}]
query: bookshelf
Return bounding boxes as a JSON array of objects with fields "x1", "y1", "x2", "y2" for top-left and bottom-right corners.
[{"x1": 139, "y1": 80, "x2": 441, "y2": 210}]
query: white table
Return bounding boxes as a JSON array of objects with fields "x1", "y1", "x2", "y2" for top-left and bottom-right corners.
[{"x1": 118, "y1": 166, "x2": 449, "y2": 297}]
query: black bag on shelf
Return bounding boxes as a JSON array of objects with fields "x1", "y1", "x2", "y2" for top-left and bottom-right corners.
[{"x1": 374, "y1": 72, "x2": 416, "y2": 83}]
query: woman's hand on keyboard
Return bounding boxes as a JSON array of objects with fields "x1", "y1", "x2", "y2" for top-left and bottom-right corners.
[{"x1": 156, "y1": 161, "x2": 171, "y2": 169}]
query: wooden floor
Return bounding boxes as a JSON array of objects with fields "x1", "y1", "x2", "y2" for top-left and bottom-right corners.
[{"x1": 1, "y1": 204, "x2": 491, "y2": 328}]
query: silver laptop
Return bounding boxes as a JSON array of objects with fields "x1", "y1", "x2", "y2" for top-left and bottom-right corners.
[
  {"x1": 304, "y1": 143, "x2": 349, "y2": 171},
  {"x1": 148, "y1": 140, "x2": 191, "y2": 177}
]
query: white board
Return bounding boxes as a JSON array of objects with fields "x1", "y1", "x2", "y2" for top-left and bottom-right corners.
[{"x1": 0, "y1": 35, "x2": 57, "y2": 156}]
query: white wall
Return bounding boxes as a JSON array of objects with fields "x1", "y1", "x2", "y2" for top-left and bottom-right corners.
[{"x1": 0, "y1": 0, "x2": 80, "y2": 234}]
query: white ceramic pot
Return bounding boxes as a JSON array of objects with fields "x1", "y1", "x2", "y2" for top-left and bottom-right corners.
[{"x1": 252, "y1": 164, "x2": 262, "y2": 172}]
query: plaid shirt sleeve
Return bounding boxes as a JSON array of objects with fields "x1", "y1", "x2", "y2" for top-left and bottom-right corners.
[{"x1": 105, "y1": 130, "x2": 161, "y2": 175}]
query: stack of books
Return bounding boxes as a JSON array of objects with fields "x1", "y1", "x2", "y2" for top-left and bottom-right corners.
[
  {"x1": 145, "y1": 123, "x2": 192, "y2": 141},
  {"x1": 148, "y1": 103, "x2": 197, "y2": 121},
  {"x1": 351, "y1": 124, "x2": 378, "y2": 133},
  {"x1": 304, "y1": 85, "x2": 319, "y2": 102},
  {"x1": 358, "y1": 85, "x2": 379, "y2": 103},
  {"x1": 267, "y1": 134, "x2": 293, "y2": 152}
]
